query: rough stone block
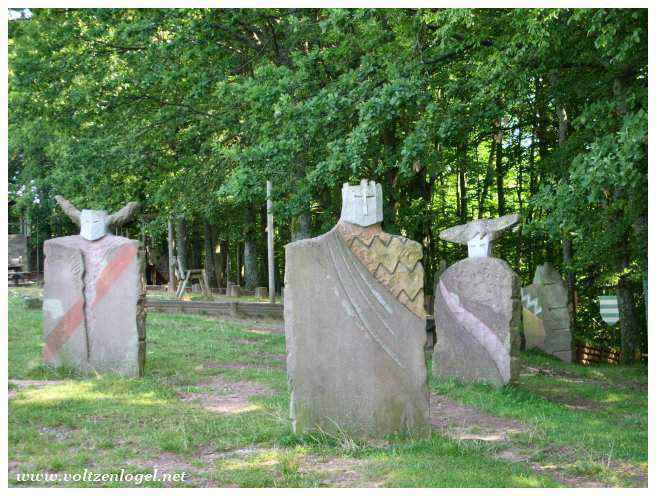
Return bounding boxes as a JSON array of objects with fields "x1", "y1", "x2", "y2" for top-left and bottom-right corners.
[
  {"x1": 285, "y1": 224, "x2": 429, "y2": 438},
  {"x1": 433, "y1": 257, "x2": 521, "y2": 387},
  {"x1": 521, "y1": 264, "x2": 572, "y2": 362},
  {"x1": 43, "y1": 235, "x2": 143, "y2": 376}
]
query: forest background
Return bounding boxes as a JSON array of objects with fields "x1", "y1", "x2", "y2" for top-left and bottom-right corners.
[{"x1": 7, "y1": 8, "x2": 648, "y2": 361}]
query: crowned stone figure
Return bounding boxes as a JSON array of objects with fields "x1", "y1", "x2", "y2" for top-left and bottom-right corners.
[
  {"x1": 42, "y1": 196, "x2": 145, "y2": 376},
  {"x1": 433, "y1": 214, "x2": 522, "y2": 387},
  {"x1": 284, "y1": 179, "x2": 430, "y2": 437}
]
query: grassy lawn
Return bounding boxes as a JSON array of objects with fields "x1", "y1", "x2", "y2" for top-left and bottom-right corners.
[{"x1": 7, "y1": 287, "x2": 647, "y2": 487}]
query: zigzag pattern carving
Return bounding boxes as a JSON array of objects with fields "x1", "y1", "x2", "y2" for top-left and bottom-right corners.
[{"x1": 337, "y1": 221, "x2": 425, "y2": 318}]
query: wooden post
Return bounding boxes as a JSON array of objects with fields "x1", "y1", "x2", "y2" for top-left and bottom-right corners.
[
  {"x1": 167, "y1": 219, "x2": 176, "y2": 294},
  {"x1": 267, "y1": 180, "x2": 276, "y2": 304}
]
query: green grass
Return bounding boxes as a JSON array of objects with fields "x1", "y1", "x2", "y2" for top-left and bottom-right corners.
[
  {"x1": 431, "y1": 351, "x2": 647, "y2": 486},
  {"x1": 7, "y1": 288, "x2": 647, "y2": 487}
]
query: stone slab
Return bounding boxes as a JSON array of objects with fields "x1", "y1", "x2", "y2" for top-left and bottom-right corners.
[
  {"x1": 433, "y1": 257, "x2": 521, "y2": 387},
  {"x1": 520, "y1": 264, "x2": 572, "y2": 362},
  {"x1": 544, "y1": 329, "x2": 572, "y2": 353},
  {"x1": 552, "y1": 350, "x2": 574, "y2": 362},
  {"x1": 522, "y1": 307, "x2": 545, "y2": 350},
  {"x1": 43, "y1": 235, "x2": 143, "y2": 376},
  {"x1": 284, "y1": 226, "x2": 430, "y2": 438}
]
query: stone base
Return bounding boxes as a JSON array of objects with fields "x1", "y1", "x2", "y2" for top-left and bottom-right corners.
[
  {"x1": 433, "y1": 257, "x2": 521, "y2": 387},
  {"x1": 228, "y1": 284, "x2": 241, "y2": 297},
  {"x1": 255, "y1": 286, "x2": 268, "y2": 299},
  {"x1": 42, "y1": 235, "x2": 144, "y2": 377}
]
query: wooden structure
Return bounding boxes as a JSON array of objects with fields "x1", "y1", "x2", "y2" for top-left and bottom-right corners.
[
  {"x1": 146, "y1": 298, "x2": 283, "y2": 320},
  {"x1": 176, "y1": 269, "x2": 210, "y2": 298}
]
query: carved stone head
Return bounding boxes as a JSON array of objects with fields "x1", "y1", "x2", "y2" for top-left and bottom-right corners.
[
  {"x1": 55, "y1": 196, "x2": 139, "y2": 241},
  {"x1": 80, "y1": 210, "x2": 110, "y2": 241},
  {"x1": 439, "y1": 213, "x2": 520, "y2": 258},
  {"x1": 340, "y1": 179, "x2": 383, "y2": 227}
]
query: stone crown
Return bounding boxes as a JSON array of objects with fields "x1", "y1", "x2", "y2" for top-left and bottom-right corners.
[{"x1": 340, "y1": 179, "x2": 383, "y2": 227}]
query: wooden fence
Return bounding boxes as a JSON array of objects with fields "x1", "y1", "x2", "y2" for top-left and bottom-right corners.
[
  {"x1": 145, "y1": 298, "x2": 283, "y2": 320},
  {"x1": 145, "y1": 285, "x2": 258, "y2": 297},
  {"x1": 575, "y1": 343, "x2": 647, "y2": 365}
]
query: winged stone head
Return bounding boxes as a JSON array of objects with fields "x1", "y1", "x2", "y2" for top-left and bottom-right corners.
[{"x1": 54, "y1": 195, "x2": 139, "y2": 241}]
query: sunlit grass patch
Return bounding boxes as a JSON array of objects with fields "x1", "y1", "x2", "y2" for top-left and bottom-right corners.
[{"x1": 8, "y1": 287, "x2": 647, "y2": 487}]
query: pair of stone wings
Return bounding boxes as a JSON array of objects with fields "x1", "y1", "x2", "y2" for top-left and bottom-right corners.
[{"x1": 54, "y1": 195, "x2": 139, "y2": 228}]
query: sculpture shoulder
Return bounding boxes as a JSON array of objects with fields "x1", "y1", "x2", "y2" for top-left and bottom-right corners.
[{"x1": 285, "y1": 228, "x2": 337, "y2": 252}]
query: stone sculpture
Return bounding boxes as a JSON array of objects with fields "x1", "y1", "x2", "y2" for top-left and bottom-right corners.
[
  {"x1": 521, "y1": 263, "x2": 573, "y2": 362},
  {"x1": 42, "y1": 196, "x2": 145, "y2": 376},
  {"x1": 284, "y1": 179, "x2": 430, "y2": 437},
  {"x1": 433, "y1": 213, "x2": 522, "y2": 387}
]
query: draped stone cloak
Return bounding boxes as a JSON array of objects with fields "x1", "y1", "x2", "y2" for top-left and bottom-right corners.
[{"x1": 284, "y1": 220, "x2": 430, "y2": 437}]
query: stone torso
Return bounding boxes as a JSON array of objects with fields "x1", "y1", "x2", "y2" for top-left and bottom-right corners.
[
  {"x1": 336, "y1": 220, "x2": 425, "y2": 319},
  {"x1": 42, "y1": 234, "x2": 144, "y2": 376},
  {"x1": 284, "y1": 224, "x2": 429, "y2": 437}
]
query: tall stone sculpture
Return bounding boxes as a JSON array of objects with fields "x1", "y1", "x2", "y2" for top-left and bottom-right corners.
[
  {"x1": 433, "y1": 214, "x2": 522, "y2": 387},
  {"x1": 521, "y1": 263, "x2": 573, "y2": 362},
  {"x1": 43, "y1": 196, "x2": 145, "y2": 376},
  {"x1": 284, "y1": 179, "x2": 430, "y2": 437}
]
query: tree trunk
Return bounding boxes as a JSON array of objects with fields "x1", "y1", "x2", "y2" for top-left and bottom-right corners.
[
  {"x1": 190, "y1": 223, "x2": 202, "y2": 270},
  {"x1": 292, "y1": 212, "x2": 311, "y2": 241},
  {"x1": 556, "y1": 98, "x2": 576, "y2": 330},
  {"x1": 458, "y1": 144, "x2": 468, "y2": 223},
  {"x1": 214, "y1": 239, "x2": 225, "y2": 288},
  {"x1": 225, "y1": 240, "x2": 232, "y2": 289},
  {"x1": 562, "y1": 238, "x2": 575, "y2": 321},
  {"x1": 495, "y1": 137, "x2": 505, "y2": 217},
  {"x1": 243, "y1": 241, "x2": 258, "y2": 289},
  {"x1": 203, "y1": 221, "x2": 218, "y2": 288},
  {"x1": 478, "y1": 135, "x2": 497, "y2": 219},
  {"x1": 167, "y1": 219, "x2": 176, "y2": 293},
  {"x1": 174, "y1": 217, "x2": 188, "y2": 275},
  {"x1": 617, "y1": 275, "x2": 640, "y2": 364},
  {"x1": 219, "y1": 240, "x2": 229, "y2": 289},
  {"x1": 235, "y1": 241, "x2": 241, "y2": 286},
  {"x1": 243, "y1": 205, "x2": 259, "y2": 289}
]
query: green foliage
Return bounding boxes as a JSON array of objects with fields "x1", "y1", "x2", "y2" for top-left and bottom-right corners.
[{"x1": 9, "y1": 8, "x2": 648, "y2": 348}]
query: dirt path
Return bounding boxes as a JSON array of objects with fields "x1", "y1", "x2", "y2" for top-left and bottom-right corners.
[
  {"x1": 430, "y1": 394, "x2": 528, "y2": 442},
  {"x1": 177, "y1": 376, "x2": 274, "y2": 415},
  {"x1": 429, "y1": 393, "x2": 645, "y2": 488}
]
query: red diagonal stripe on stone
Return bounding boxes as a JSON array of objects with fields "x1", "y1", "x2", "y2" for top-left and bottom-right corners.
[
  {"x1": 43, "y1": 242, "x2": 138, "y2": 361},
  {"x1": 92, "y1": 243, "x2": 138, "y2": 307},
  {"x1": 43, "y1": 299, "x2": 85, "y2": 362}
]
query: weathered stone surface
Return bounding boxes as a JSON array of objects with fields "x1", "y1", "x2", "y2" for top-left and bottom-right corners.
[
  {"x1": 43, "y1": 235, "x2": 143, "y2": 376},
  {"x1": 228, "y1": 284, "x2": 242, "y2": 298},
  {"x1": 255, "y1": 286, "x2": 268, "y2": 299},
  {"x1": 439, "y1": 213, "x2": 520, "y2": 245},
  {"x1": 285, "y1": 179, "x2": 429, "y2": 438},
  {"x1": 8, "y1": 234, "x2": 29, "y2": 269},
  {"x1": 337, "y1": 221, "x2": 425, "y2": 318},
  {"x1": 285, "y1": 225, "x2": 429, "y2": 437},
  {"x1": 522, "y1": 307, "x2": 545, "y2": 350},
  {"x1": 433, "y1": 257, "x2": 521, "y2": 387},
  {"x1": 521, "y1": 263, "x2": 572, "y2": 362}
]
